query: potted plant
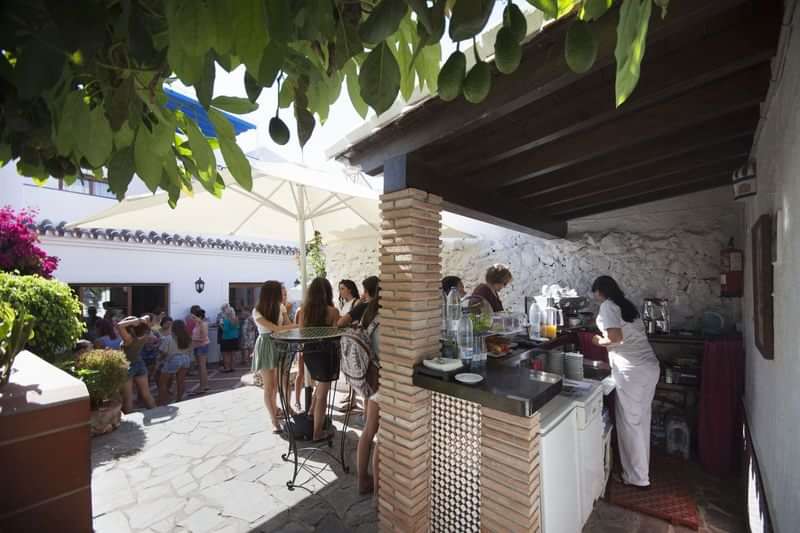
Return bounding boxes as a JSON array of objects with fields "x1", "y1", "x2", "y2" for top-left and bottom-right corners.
[
  {"x1": 0, "y1": 303, "x2": 35, "y2": 386},
  {"x1": 63, "y1": 349, "x2": 129, "y2": 436}
]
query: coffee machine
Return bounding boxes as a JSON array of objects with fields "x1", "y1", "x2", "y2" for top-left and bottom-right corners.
[{"x1": 642, "y1": 298, "x2": 670, "y2": 334}]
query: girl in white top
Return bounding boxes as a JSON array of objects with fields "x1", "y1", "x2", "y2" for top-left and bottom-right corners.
[
  {"x1": 592, "y1": 276, "x2": 660, "y2": 488},
  {"x1": 336, "y1": 279, "x2": 360, "y2": 316},
  {"x1": 251, "y1": 281, "x2": 295, "y2": 433}
]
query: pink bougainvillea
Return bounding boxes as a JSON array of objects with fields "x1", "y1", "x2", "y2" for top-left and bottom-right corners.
[{"x1": 0, "y1": 207, "x2": 59, "y2": 278}]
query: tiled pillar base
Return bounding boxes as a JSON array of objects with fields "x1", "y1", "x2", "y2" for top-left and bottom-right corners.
[{"x1": 378, "y1": 189, "x2": 442, "y2": 533}]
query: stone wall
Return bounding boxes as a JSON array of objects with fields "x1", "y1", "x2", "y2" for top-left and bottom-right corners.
[{"x1": 327, "y1": 205, "x2": 742, "y2": 329}]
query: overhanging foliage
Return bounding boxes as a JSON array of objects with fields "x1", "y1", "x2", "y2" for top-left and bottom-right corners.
[{"x1": 0, "y1": 0, "x2": 667, "y2": 204}]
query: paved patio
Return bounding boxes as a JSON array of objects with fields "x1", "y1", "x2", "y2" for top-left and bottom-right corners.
[
  {"x1": 93, "y1": 383, "x2": 745, "y2": 533},
  {"x1": 91, "y1": 385, "x2": 376, "y2": 533}
]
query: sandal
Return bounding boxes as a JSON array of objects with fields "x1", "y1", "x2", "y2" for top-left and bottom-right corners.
[{"x1": 612, "y1": 473, "x2": 650, "y2": 490}]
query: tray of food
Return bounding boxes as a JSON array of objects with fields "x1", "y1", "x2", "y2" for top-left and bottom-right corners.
[{"x1": 486, "y1": 335, "x2": 513, "y2": 357}]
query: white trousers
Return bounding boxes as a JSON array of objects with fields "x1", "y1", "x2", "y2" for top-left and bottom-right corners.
[{"x1": 612, "y1": 361, "x2": 660, "y2": 486}]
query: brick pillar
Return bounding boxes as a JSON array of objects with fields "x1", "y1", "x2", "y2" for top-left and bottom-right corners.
[
  {"x1": 377, "y1": 188, "x2": 442, "y2": 533},
  {"x1": 480, "y1": 407, "x2": 542, "y2": 533}
]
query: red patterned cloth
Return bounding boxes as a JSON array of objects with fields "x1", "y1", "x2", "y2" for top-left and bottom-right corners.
[
  {"x1": 578, "y1": 331, "x2": 609, "y2": 363},
  {"x1": 698, "y1": 337, "x2": 745, "y2": 476}
]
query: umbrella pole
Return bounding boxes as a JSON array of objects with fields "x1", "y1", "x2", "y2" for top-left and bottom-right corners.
[{"x1": 297, "y1": 184, "x2": 308, "y2": 294}]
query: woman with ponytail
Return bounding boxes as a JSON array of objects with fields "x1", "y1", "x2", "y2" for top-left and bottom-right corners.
[{"x1": 591, "y1": 275, "x2": 660, "y2": 489}]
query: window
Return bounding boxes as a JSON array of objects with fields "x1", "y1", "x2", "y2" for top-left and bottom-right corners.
[
  {"x1": 71, "y1": 284, "x2": 169, "y2": 319},
  {"x1": 36, "y1": 177, "x2": 116, "y2": 198}
]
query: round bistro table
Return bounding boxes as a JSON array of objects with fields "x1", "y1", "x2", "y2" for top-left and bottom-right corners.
[{"x1": 271, "y1": 327, "x2": 351, "y2": 490}]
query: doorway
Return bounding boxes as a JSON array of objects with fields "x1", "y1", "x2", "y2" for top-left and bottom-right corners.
[
  {"x1": 228, "y1": 283, "x2": 262, "y2": 311},
  {"x1": 71, "y1": 284, "x2": 169, "y2": 318}
]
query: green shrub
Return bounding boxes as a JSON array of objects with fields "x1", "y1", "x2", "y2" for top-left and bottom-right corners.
[
  {"x1": 66, "y1": 349, "x2": 129, "y2": 408},
  {"x1": 0, "y1": 273, "x2": 84, "y2": 362}
]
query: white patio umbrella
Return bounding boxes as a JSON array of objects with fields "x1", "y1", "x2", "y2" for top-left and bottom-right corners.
[{"x1": 70, "y1": 158, "x2": 470, "y2": 290}]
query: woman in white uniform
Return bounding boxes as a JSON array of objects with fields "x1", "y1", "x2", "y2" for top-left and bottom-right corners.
[{"x1": 592, "y1": 276, "x2": 660, "y2": 488}]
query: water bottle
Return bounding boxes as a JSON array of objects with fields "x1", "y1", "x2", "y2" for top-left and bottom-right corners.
[
  {"x1": 446, "y1": 287, "x2": 461, "y2": 340},
  {"x1": 473, "y1": 335, "x2": 487, "y2": 371},
  {"x1": 529, "y1": 300, "x2": 541, "y2": 339},
  {"x1": 456, "y1": 311, "x2": 474, "y2": 370}
]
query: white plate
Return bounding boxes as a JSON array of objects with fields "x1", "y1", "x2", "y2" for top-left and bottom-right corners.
[{"x1": 454, "y1": 373, "x2": 484, "y2": 385}]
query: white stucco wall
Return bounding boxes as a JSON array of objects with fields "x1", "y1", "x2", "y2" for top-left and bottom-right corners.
[
  {"x1": 326, "y1": 188, "x2": 742, "y2": 330},
  {"x1": 742, "y1": 5, "x2": 800, "y2": 531}
]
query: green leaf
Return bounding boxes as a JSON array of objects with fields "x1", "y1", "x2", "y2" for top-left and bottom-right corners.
[
  {"x1": 209, "y1": 0, "x2": 234, "y2": 54},
  {"x1": 17, "y1": 161, "x2": 49, "y2": 183},
  {"x1": 565, "y1": 20, "x2": 598, "y2": 74},
  {"x1": 55, "y1": 92, "x2": 84, "y2": 156},
  {"x1": 168, "y1": 45, "x2": 205, "y2": 85},
  {"x1": 417, "y1": 42, "x2": 441, "y2": 92},
  {"x1": 133, "y1": 130, "x2": 163, "y2": 192},
  {"x1": 360, "y1": 0, "x2": 409, "y2": 45},
  {"x1": 579, "y1": 0, "x2": 614, "y2": 21},
  {"x1": 503, "y1": 3, "x2": 528, "y2": 42},
  {"x1": 14, "y1": 39, "x2": 65, "y2": 100},
  {"x1": 244, "y1": 72, "x2": 263, "y2": 103},
  {"x1": 304, "y1": 0, "x2": 336, "y2": 40},
  {"x1": 334, "y1": 17, "x2": 362, "y2": 70},
  {"x1": 437, "y1": 50, "x2": 466, "y2": 101},
  {"x1": 208, "y1": 108, "x2": 253, "y2": 190},
  {"x1": 113, "y1": 121, "x2": 135, "y2": 149},
  {"x1": 359, "y1": 42, "x2": 401, "y2": 115},
  {"x1": 234, "y1": 0, "x2": 268, "y2": 77},
  {"x1": 406, "y1": 0, "x2": 433, "y2": 33},
  {"x1": 450, "y1": 0, "x2": 495, "y2": 41},
  {"x1": 162, "y1": 154, "x2": 182, "y2": 188},
  {"x1": 527, "y1": 0, "x2": 557, "y2": 18},
  {"x1": 78, "y1": 106, "x2": 113, "y2": 168},
  {"x1": 495, "y1": 27, "x2": 522, "y2": 74},
  {"x1": 149, "y1": 116, "x2": 176, "y2": 157},
  {"x1": 181, "y1": 116, "x2": 216, "y2": 182},
  {"x1": 615, "y1": 0, "x2": 652, "y2": 106},
  {"x1": 107, "y1": 146, "x2": 135, "y2": 200},
  {"x1": 194, "y1": 53, "x2": 216, "y2": 108},
  {"x1": 173, "y1": 0, "x2": 215, "y2": 56},
  {"x1": 266, "y1": 0, "x2": 292, "y2": 44},
  {"x1": 278, "y1": 78, "x2": 296, "y2": 108},
  {"x1": 257, "y1": 42, "x2": 286, "y2": 87},
  {"x1": 294, "y1": 106, "x2": 315, "y2": 148},
  {"x1": 0, "y1": 143, "x2": 10, "y2": 166},
  {"x1": 210, "y1": 96, "x2": 259, "y2": 114},
  {"x1": 344, "y1": 60, "x2": 368, "y2": 119}
]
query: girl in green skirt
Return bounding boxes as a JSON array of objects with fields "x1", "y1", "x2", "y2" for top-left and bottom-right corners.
[{"x1": 252, "y1": 280, "x2": 294, "y2": 433}]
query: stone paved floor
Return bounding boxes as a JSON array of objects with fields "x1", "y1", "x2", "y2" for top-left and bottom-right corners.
[
  {"x1": 96, "y1": 382, "x2": 745, "y2": 533},
  {"x1": 92, "y1": 385, "x2": 376, "y2": 533}
]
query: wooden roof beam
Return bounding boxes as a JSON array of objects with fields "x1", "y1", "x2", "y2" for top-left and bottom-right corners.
[
  {"x1": 343, "y1": 0, "x2": 752, "y2": 174},
  {"x1": 556, "y1": 173, "x2": 732, "y2": 219},
  {"x1": 506, "y1": 107, "x2": 758, "y2": 199},
  {"x1": 462, "y1": 63, "x2": 770, "y2": 190},
  {"x1": 384, "y1": 155, "x2": 567, "y2": 239},
  {"x1": 531, "y1": 138, "x2": 753, "y2": 208},
  {"x1": 431, "y1": 7, "x2": 778, "y2": 174}
]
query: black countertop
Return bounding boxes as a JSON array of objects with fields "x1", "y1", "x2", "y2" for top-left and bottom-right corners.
[{"x1": 413, "y1": 348, "x2": 563, "y2": 418}]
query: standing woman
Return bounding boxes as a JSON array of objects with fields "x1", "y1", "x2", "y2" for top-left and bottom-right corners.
[
  {"x1": 296, "y1": 277, "x2": 340, "y2": 441},
  {"x1": 219, "y1": 304, "x2": 240, "y2": 373},
  {"x1": 117, "y1": 316, "x2": 157, "y2": 412},
  {"x1": 355, "y1": 285, "x2": 381, "y2": 494},
  {"x1": 336, "y1": 280, "x2": 360, "y2": 316},
  {"x1": 191, "y1": 307, "x2": 210, "y2": 394},
  {"x1": 472, "y1": 264, "x2": 513, "y2": 312},
  {"x1": 252, "y1": 281, "x2": 296, "y2": 433},
  {"x1": 591, "y1": 275, "x2": 660, "y2": 488},
  {"x1": 157, "y1": 319, "x2": 193, "y2": 404}
]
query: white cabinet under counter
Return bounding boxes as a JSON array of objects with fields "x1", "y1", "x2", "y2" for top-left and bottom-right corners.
[{"x1": 539, "y1": 380, "x2": 606, "y2": 533}]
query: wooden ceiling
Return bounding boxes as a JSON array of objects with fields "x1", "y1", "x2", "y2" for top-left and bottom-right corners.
[{"x1": 335, "y1": 0, "x2": 783, "y2": 238}]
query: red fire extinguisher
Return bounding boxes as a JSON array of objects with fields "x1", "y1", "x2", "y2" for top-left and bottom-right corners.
[{"x1": 720, "y1": 238, "x2": 744, "y2": 297}]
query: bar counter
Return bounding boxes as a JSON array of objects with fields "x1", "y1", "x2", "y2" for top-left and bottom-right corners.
[
  {"x1": 412, "y1": 348, "x2": 563, "y2": 417},
  {"x1": 409, "y1": 344, "x2": 567, "y2": 532}
]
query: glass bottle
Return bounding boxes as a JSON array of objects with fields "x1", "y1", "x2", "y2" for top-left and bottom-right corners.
[
  {"x1": 456, "y1": 310, "x2": 474, "y2": 369},
  {"x1": 446, "y1": 287, "x2": 461, "y2": 340},
  {"x1": 528, "y1": 300, "x2": 541, "y2": 339}
]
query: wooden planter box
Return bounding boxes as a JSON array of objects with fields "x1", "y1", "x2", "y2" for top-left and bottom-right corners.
[{"x1": 0, "y1": 351, "x2": 92, "y2": 533}]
